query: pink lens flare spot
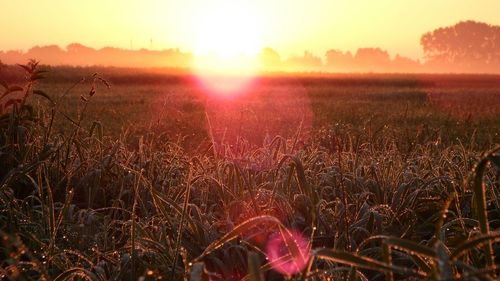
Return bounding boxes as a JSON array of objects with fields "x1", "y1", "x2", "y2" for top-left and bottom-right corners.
[
  {"x1": 204, "y1": 84, "x2": 313, "y2": 152},
  {"x1": 265, "y1": 229, "x2": 310, "y2": 275}
]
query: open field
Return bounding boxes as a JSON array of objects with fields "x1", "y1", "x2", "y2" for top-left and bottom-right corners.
[
  {"x1": 29, "y1": 68, "x2": 500, "y2": 148},
  {"x1": 1, "y1": 65, "x2": 499, "y2": 280}
]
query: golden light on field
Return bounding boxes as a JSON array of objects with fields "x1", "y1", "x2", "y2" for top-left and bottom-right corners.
[{"x1": 191, "y1": 3, "x2": 262, "y2": 95}]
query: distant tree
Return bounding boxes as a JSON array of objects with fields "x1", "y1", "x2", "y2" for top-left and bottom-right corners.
[
  {"x1": 392, "y1": 54, "x2": 421, "y2": 72},
  {"x1": 259, "y1": 48, "x2": 282, "y2": 70},
  {"x1": 421, "y1": 21, "x2": 500, "y2": 70},
  {"x1": 26, "y1": 45, "x2": 66, "y2": 64},
  {"x1": 355, "y1": 48, "x2": 390, "y2": 64},
  {"x1": 65, "y1": 43, "x2": 97, "y2": 65},
  {"x1": 1, "y1": 50, "x2": 24, "y2": 64},
  {"x1": 285, "y1": 51, "x2": 323, "y2": 71},
  {"x1": 67, "y1": 43, "x2": 95, "y2": 54},
  {"x1": 325, "y1": 49, "x2": 354, "y2": 71}
]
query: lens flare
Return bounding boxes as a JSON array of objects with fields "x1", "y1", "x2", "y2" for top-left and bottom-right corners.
[
  {"x1": 194, "y1": 68, "x2": 256, "y2": 97},
  {"x1": 204, "y1": 84, "x2": 313, "y2": 151},
  {"x1": 265, "y1": 229, "x2": 310, "y2": 276}
]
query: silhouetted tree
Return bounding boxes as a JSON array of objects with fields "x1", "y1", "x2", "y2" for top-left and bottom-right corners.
[
  {"x1": 392, "y1": 54, "x2": 421, "y2": 72},
  {"x1": 354, "y1": 48, "x2": 391, "y2": 71},
  {"x1": 27, "y1": 45, "x2": 66, "y2": 64},
  {"x1": 67, "y1": 43, "x2": 95, "y2": 54},
  {"x1": 421, "y1": 20, "x2": 500, "y2": 71},
  {"x1": 325, "y1": 49, "x2": 355, "y2": 71},
  {"x1": 0, "y1": 50, "x2": 23, "y2": 64},
  {"x1": 259, "y1": 48, "x2": 282, "y2": 71},
  {"x1": 0, "y1": 43, "x2": 193, "y2": 68},
  {"x1": 285, "y1": 51, "x2": 323, "y2": 71},
  {"x1": 66, "y1": 43, "x2": 96, "y2": 65}
]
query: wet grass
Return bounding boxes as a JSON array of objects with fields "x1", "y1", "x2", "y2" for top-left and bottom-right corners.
[{"x1": 0, "y1": 63, "x2": 499, "y2": 280}]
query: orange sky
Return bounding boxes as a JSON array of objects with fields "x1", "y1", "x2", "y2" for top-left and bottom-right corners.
[{"x1": 2, "y1": 0, "x2": 500, "y2": 60}]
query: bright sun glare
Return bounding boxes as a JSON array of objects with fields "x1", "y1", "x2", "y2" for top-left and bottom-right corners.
[{"x1": 193, "y1": 4, "x2": 262, "y2": 95}]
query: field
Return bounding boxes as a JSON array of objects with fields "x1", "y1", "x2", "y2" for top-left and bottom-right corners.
[
  {"x1": 1, "y1": 64, "x2": 499, "y2": 280},
  {"x1": 32, "y1": 68, "x2": 500, "y2": 147}
]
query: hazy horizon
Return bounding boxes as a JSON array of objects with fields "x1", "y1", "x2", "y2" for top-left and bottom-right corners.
[
  {"x1": 2, "y1": 0, "x2": 500, "y2": 60},
  {"x1": 2, "y1": 19, "x2": 500, "y2": 74}
]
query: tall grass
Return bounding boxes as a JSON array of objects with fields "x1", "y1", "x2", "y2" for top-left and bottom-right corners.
[{"x1": 0, "y1": 62, "x2": 498, "y2": 280}]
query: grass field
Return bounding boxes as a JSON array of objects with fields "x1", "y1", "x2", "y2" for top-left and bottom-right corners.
[
  {"x1": 1, "y1": 63, "x2": 499, "y2": 280},
  {"x1": 35, "y1": 68, "x2": 500, "y2": 148}
]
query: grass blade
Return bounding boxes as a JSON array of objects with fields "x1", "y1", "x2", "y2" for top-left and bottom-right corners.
[
  {"x1": 195, "y1": 215, "x2": 283, "y2": 261},
  {"x1": 313, "y1": 248, "x2": 425, "y2": 277},
  {"x1": 247, "y1": 251, "x2": 264, "y2": 281}
]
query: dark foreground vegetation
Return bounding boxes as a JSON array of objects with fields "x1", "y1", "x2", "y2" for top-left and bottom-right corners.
[{"x1": 1, "y1": 62, "x2": 499, "y2": 280}]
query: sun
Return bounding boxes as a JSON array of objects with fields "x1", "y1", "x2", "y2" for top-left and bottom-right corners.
[{"x1": 192, "y1": 3, "x2": 262, "y2": 95}]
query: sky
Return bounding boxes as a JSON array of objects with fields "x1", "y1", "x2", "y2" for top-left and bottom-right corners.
[{"x1": 2, "y1": 0, "x2": 500, "y2": 59}]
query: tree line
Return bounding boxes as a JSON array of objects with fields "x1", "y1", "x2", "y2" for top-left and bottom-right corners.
[{"x1": 1, "y1": 20, "x2": 499, "y2": 73}]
